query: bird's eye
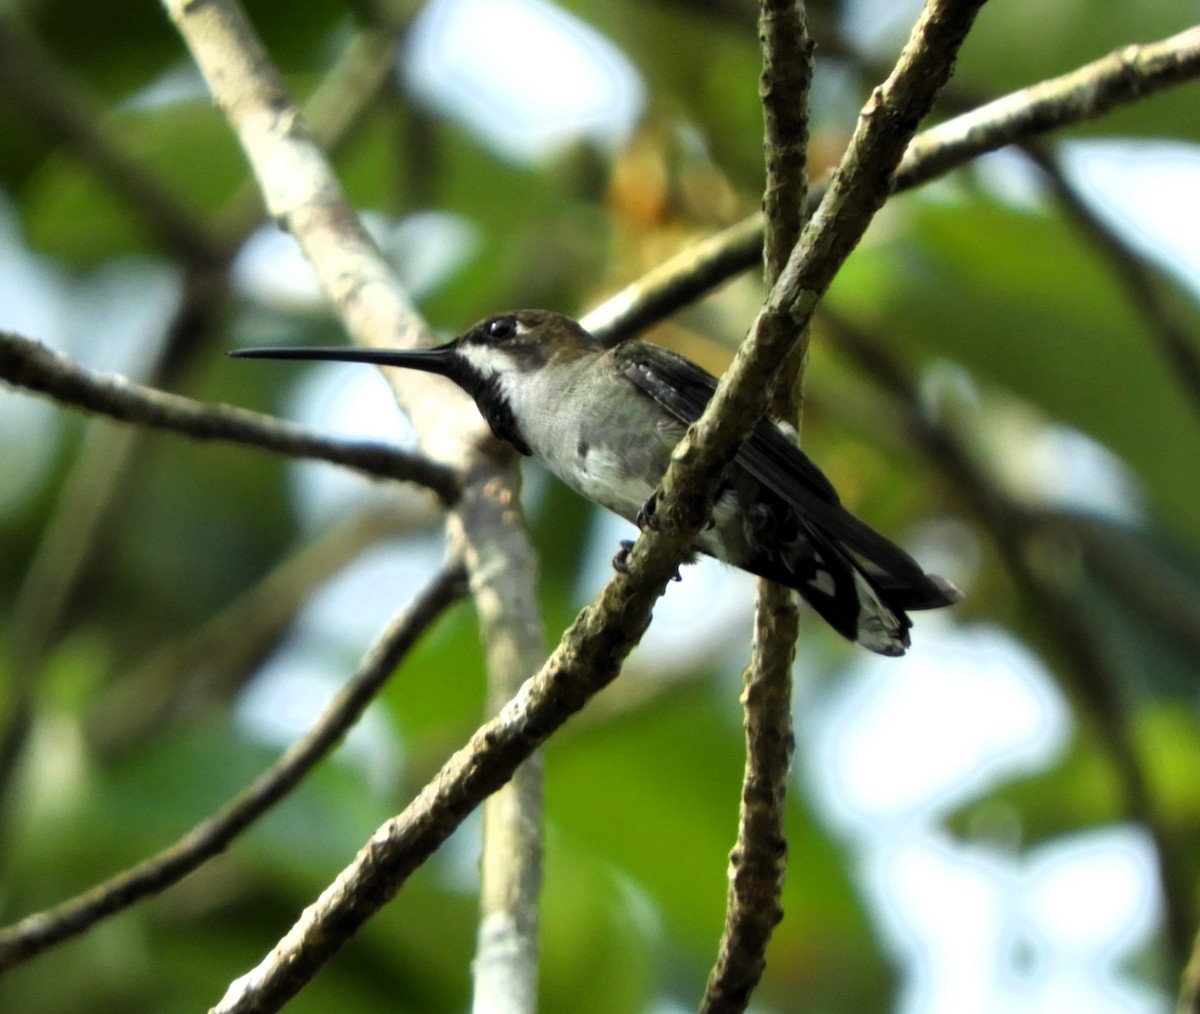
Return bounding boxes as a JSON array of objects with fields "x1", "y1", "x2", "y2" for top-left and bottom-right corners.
[{"x1": 485, "y1": 316, "x2": 517, "y2": 341}]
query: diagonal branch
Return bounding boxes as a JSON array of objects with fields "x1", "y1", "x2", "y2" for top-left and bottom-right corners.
[
  {"x1": 584, "y1": 24, "x2": 1200, "y2": 344},
  {"x1": 0, "y1": 562, "x2": 467, "y2": 973},
  {"x1": 0, "y1": 330, "x2": 459, "y2": 501}
]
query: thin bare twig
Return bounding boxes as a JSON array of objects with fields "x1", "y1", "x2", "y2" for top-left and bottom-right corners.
[
  {"x1": 0, "y1": 330, "x2": 459, "y2": 500},
  {"x1": 584, "y1": 25, "x2": 1200, "y2": 344},
  {"x1": 701, "y1": 2, "x2": 809, "y2": 1010},
  {"x1": 0, "y1": 562, "x2": 467, "y2": 973}
]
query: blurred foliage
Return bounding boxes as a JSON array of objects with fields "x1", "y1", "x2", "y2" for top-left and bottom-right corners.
[{"x1": 1, "y1": 0, "x2": 1199, "y2": 1012}]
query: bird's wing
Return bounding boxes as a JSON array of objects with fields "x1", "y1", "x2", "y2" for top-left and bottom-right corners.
[{"x1": 615, "y1": 341, "x2": 934, "y2": 585}]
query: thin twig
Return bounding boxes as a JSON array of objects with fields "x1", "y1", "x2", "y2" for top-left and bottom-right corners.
[
  {"x1": 0, "y1": 562, "x2": 467, "y2": 973},
  {"x1": 0, "y1": 330, "x2": 460, "y2": 500},
  {"x1": 701, "y1": 2, "x2": 809, "y2": 1010},
  {"x1": 584, "y1": 25, "x2": 1200, "y2": 345}
]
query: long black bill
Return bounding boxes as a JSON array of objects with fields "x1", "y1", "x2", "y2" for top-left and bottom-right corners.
[{"x1": 229, "y1": 344, "x2": 460, "y2": 378}]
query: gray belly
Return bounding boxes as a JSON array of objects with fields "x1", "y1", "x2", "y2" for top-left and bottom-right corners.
[
  {"x1": 559, "y1": 435, "x2": 749, "y2": 566},
  {"x1": 561, "y1": 442, "x2": 659, "y2": 522}
]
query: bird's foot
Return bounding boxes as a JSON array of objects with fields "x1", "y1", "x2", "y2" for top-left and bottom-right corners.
[
  {"x1": 635, "y1": 493, "x2": 660, "y2": 532},
  {"x1": 612, "y1": 539, "x2": 635, "y2": 574},
  {"x1": 611, "y1": 538, "x2": 683, "y2": 582}
]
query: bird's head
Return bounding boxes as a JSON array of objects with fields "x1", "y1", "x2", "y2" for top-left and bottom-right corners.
[{"x1": 230, "y1": 309, "x2": 602, "y2": 454}]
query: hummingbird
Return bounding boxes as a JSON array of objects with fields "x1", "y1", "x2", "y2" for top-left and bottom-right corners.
[{"x1": 232, "y1": 309, "x2": 961, "y2": 655}]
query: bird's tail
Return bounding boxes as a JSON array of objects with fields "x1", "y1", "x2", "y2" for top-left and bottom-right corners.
[{"x1": 771, "y1": 530, "x2": 962, "y2": 657}]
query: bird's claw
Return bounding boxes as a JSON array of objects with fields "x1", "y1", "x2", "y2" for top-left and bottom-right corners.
[
  {"x1": 611, "y1": 538, "x2": 683, "y2": 583},
  {"x1": 612, "y1": 539, "x2": 635, "y2": 574},
  {"x1": 635, "y1": 493, "x2": 660, "y2": 532}
]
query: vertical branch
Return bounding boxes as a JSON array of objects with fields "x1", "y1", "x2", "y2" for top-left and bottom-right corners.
[
  {"x1": 701, "y1": 3, "x2": 810, "y2": 1011},
  {"x1": 453, "y1": 477, "x2": 547, "y2": 1014}
]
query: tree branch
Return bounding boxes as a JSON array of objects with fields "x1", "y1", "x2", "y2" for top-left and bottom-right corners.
[
  {"x1": 453, "y1": 481, "x2": 547, "y2": 1014},
  {"x1": 702, "y1": 2, "x2": 809, "y2": 1010},
  {"x1": 0, "y1": 562, "x2": 467, "y2": 973},
  {"x1": 0, "y1": 330, "x2": 459, "y2": 501}
]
